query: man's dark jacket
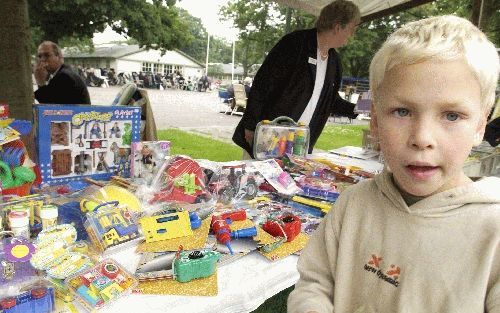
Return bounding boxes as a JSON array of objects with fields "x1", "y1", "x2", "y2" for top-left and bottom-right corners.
[
  {"x1": 35, "y1": 64, "x2": 91, "y2": 105},
  {"x1": 232, "y1": 28, "x2": 355, "y2": 157}
]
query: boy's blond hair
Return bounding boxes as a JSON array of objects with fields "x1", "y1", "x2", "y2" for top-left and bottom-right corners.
[{"x1": 370, "y1": 15, "x2": 499, "y2": 112}]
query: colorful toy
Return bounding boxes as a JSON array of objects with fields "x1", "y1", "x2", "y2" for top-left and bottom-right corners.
[
  {"x1": 173, "y1": 247, "x2": 220, "y2": 283},
  {"x1": 131, "y1": 141, "x2": 170, "y2": 184},
  {"x1": 253, "y1": 116, "x2": 310, "y2": 160},
  {"x1": 0, "y1": 285, "x2": 55, "y2": 313},
  {"x1": 149, "y1": 156, "x2": 210, "y2": 204},
  {"x1": 34, "y1": 105, "x2": 141, "y2": 185},
  {"x1": 262, "y1": 214, "x2": 302, "y2": 242},
  {"x1": 139, "y1": 210, "x2": 193, "y2": 243},
  {"x1": 65, "y1": 259, "x2": 137, "y2": 311},
  {"x1": 84, "y1": 202, "x2": 141, "y2": 254},
  {"x1": 208, "y1": 163, "x2": 259, "y2": 204},
  {"x1": 210, "y1": 215, "x2": 234, "y2": 254}
]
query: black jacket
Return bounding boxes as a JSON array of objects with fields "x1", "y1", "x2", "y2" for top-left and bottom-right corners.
[
  {"x1": 232, "y1": 28, "x2": 355, "y2": 157},
  {"x1": 35, "y1": 64, "x2": 91, "y2": 105}
]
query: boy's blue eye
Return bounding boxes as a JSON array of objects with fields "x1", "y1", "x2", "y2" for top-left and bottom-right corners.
[
  {"x1": 394, "y1": 108, "x2": 409, "y2": 117},
  {"x1": 445, "y1": 112, "x2": 459, "y2": 121}
]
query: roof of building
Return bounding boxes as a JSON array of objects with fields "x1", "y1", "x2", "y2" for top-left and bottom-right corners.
[
  {"x1": 63, "y1": 44, "x2": 204, "y2": 67},
  {"x1": 64, "y1": 44, "x2": 144, "y2": 59}
]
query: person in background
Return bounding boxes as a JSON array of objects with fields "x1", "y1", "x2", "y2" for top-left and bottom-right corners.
[
  {"x1": 34, "y1": 41, "x2": 90, "y2": 104},
  {"x1": 232, "y1": 0, "x2": 360, "y2": 158},
  {"x1": 287, "y1": 15, "x2": 499, "y2": 313},
  {"x1": 243, "y1": 77, "x2": 252, "y2": 97}
]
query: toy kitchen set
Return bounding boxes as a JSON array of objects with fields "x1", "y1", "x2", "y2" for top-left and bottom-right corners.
[{"x1": 34, "y1": 105, "x2": 141, "y2": 185}]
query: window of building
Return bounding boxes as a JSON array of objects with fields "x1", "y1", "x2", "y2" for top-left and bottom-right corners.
[
  {"x1": 163, "y1": 64, "x2": 173, "y2": 75},
  {"x1": 174, "y1": 65, "x2": 183, "y2": 75},
  {"x1": 153, "y1": 63, "x2": 161, "y2": 74},
  {"x1": 142, "y1": 62, "x2": 152, "y2": 72}
]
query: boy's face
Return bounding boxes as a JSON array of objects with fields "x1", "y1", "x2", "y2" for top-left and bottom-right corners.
[{"x1": 371, "y1": 59, "x2": 487, "y2": 197}]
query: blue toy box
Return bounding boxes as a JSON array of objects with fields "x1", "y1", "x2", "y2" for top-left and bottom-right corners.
[{"x1": 34, "y1": 105, "x2": 141, "y2": 185}]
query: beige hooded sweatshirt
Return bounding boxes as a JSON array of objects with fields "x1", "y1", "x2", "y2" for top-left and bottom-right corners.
[{"x1": 288, "y1": 170, "x2": 500, "y2": 313}]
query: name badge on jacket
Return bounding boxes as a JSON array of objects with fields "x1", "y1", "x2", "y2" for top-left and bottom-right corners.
[{"x1": 308, "y1": 57, "x2": 317, "y2": 65}]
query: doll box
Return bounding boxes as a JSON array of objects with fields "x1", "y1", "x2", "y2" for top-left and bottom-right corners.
[
  {"x1": 131, "y1": 141, "x2": 171, "y2": 185},
  {"x1": 34, "y1": 105, "x2": 141, "y2": 185},
  {"x1": 253, "y1": 116, "x2": 310, "y2": 160}
]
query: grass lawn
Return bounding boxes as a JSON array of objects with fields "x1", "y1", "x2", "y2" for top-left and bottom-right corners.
[
  {"x1": 157, "y1": 128, "x2": 242, "y2": 161},
  {"x1": 158, "y1": 124, "x2": 368, "y2": 162},
  {"x1": 157, "y1": 124, "x2": 367, "y2": 312},
  {"x1": 315, "y1": 124, "x2": 369, "y2": 151}
]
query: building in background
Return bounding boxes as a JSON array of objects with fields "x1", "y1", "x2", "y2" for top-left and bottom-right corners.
[{"x1": 64, "y1": 44, "x2": 204, "y2": 79}]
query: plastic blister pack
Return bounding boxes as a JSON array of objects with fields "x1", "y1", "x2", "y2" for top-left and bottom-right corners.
[
  {"x1": 65, "y1": 258, "x2": 137, "y2": 311},
  {"x1": 148, "y1": 156, "x2": 213, "y2": 206},
  {"x1": 207, "y1": 161, "x2": 264, "y2": 205},
  {"x1": 84, "y1": 202, "x2": 142, "y2": 255},
  {"x1": 253, "y1": 116, "x2": 310, "y2": 160}
]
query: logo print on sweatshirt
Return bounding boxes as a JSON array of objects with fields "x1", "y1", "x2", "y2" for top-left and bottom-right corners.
[{"x1": 364, "y1": 254, "x2": 400, "y2": 287}]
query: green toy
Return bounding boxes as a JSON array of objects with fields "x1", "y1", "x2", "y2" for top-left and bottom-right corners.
[
  {"x1": 0, "y1": 160, "x2": 15, "y2": 188},
  {"x1": 122, "y1": 123, "x2": 132, "y2": 145},
  {"x1": 173, "y1": 173, "x2": 201, "y2": 195}
]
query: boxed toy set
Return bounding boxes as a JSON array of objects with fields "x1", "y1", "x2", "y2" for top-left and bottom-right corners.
[
  {"x1": 34, "y1": 105, "x2": 141, "y2": 185},
  {"x1": 131, "y1": 140, "x2": 171, "y2": 185},
  {"x1": 253, "y1": 116, "x2": 310, "y2": 160}
]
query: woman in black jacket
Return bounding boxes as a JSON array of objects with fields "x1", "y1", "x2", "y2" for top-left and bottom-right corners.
[{"x1": 232, "y1": 0, "x2": 360, "y2": 158}]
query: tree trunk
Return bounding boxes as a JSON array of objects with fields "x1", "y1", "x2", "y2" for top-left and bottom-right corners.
[{"x1": 0, "y1": 0, "x2": 33, "y2": 121}]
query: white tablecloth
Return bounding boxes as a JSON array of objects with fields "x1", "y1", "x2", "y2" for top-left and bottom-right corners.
[{"x1": 74, "y1": 248, "x2": 299, "y2": 313}]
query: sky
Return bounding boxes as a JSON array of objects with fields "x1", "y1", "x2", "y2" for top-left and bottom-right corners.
[{"x1": 93, "y1": 0, "x2": 237, "y2": 44}]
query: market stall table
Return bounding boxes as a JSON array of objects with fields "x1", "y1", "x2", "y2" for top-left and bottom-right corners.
[{"x1": 71, "y1": 247, "x2": 299, "y2": 313}]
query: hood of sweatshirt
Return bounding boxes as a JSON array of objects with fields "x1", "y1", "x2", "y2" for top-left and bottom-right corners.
[{"x1": 374, "y1": 170, "x2": 500, "y2": 217}]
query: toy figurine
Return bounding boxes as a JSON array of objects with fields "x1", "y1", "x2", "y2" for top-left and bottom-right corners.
[
  {"x1": 90, "y1": 122, "x2": 102, "y2": 139},
  {"x1": 96, "y1": 152, "x2": 109, "y2": 172},
  {"x1": 109, "y1": 122, "x2": 121, "y2": 138},
  {"x1": 141, "y1": 145, "x2": 155, "y2": 170},
  {"x1": 75, "y1": 134, "x2": 84, "y2": 147}
]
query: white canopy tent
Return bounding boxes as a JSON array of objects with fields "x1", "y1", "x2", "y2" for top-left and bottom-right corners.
[{"x1": 270, "y1": 0, "x2": 435, "y2": 22}]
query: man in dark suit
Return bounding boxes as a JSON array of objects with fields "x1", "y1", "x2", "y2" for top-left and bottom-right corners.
[{"x1": 34, "y1": 41, "x2": 91, "y2": 104}]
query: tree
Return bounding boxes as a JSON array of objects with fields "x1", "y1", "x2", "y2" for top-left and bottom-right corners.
[
  {"x1": 221, "y1": 0, "x2": 314, "y2": 77},
  {"x1": 0, "y1": 0, "x2": 33, "y2": 120},
  {"x1": 28, "y1": 0, "x2": 190, "y2": 53}
]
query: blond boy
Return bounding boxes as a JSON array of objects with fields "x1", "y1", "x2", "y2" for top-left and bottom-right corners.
[{"x1": 288, "y1": 15, "x2": 499, "y2": 313}]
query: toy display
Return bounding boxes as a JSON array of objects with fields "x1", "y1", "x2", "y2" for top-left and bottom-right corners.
[
  {"x1": 139, "y1": 210, "x2": 193, "y2": 243},
  {"x1": 34, "y1": 105, "x2": 141, "y2": 185},
  {"x1": 262, "y1": 214, "x2": 302, "y2": 242},
  {"x1": 0, "y1": 235, "x2": 37, "y2": 287},
  {"x1": 253, "y1": 116, "x2": 310, "y2": 160},
  {"x1": 252, "y1": 159, "x2": 301, "y2": 196},
  {"x1": 149, "y1": 156, "x2": 212, "y2": 205},
  {"x1": 84, "y1": 202, "x2": 141, "y2": 254},
  {"x1": 65, "y1": 259, "x2": 137, "y2": 311},
  {"x1": 208, "y1": 162, "x2": 262, "y2": 204},
  {"x1": 0, "y1": 284, "x2": 55, "y2": 313},
  {"x1": 131, "y1": 141, "x2": 171, "y2": 185},
  {"x1": 173, "y1": 247, "x2": 220, "y2": 283}
]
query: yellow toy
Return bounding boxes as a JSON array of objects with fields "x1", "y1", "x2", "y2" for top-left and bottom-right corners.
[{"x1": 139, "y1": 210, "x2": 192, "y2": 243}]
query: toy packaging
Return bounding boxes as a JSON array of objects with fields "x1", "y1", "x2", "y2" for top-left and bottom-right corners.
[
  {"x1": 131, "y1": 141, "x2": 171, "y2": 185},
  {"x1": 34, "y1": 105, "x2": 142, "y2": 185},
  {"x1": 0, "y1": 281, "x2": 55, "y2": 313},
  {"x1": 148, "y1": 156, "x2": 213, "y2": 205},
  {"x1": 84, "y1": 202, "x2": 142, "y2": 255},
  {"x1": 253, "y1": 116, "x2": 310, "y2": 160},
  {"x1": 207, "y1": 161, "x2": 262, "y2": 205},
  {"x1": 65, "y1": 258, "x2": 137, "y2": 311}
]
